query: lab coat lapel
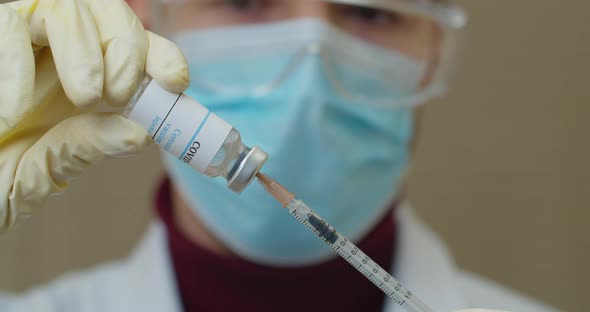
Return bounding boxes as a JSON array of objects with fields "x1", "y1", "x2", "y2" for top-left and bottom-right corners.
[
  {"x1": 121, "y1": 222, "x2": 183, "y2": 312},
  {"x1": 383, "y1": 204, "x2": 466, "y2": 312}
]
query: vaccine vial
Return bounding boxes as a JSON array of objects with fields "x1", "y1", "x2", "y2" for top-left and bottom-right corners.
[{"x1": 123, "y1": 76, "x2": 268, "y2": 193}]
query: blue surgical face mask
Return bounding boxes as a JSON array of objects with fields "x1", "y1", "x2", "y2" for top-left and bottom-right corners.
[{"x1": 164, "y1": 19, "x2": 420, "y2": 266}]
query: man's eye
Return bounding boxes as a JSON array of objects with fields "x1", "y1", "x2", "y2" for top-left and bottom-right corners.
[
  {"x1": 223, "y1": 0, "x2": 268, "y2": 12},
  {"x1": 339, "y1": 6, "x2": 404, "y2": 26}
]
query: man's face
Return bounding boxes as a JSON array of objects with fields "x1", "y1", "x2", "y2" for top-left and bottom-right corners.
[{"x1": 128, "y1": 0, "x2": 440, "y2": 62}]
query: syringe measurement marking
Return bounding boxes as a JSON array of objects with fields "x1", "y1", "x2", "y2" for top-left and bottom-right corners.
[
  {"x1": 332, "y1": 240, "x2": 402, "y2": 300},
  {"x1": 340, "y1": 241, "x2": 403, "y2": 302},
  {"x1": 290, "y1": 206, "x2": 412, "y2": 308}
]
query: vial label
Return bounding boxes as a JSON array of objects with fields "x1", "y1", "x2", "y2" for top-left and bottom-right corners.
[{"x1": 127, "y1": 80, "x2": 232, "y2": 173}]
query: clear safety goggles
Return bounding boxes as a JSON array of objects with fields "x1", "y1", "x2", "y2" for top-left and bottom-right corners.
[{"x1": 150, "y1": 0, "x2": 467, "y2": 108}]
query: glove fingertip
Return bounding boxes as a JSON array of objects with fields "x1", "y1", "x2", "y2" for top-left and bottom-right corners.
[
  {"x1": 103, "y1": 35, "x2": 148, "y2": 107},
  {"x1": 146, "y1": 32, "x2": 189, "y2": 94},
  {"x1": 0, "y1": 4, "x2": 35, "y2": 132},
  {"x1": 61, "y1": 62, "x2": 104, "y2": 109},
  {"x1": 43, "y1": 1, "x2": 105, "y2": 110},
  {"x1": 95, "y1": 114, "x2": 152, "y2": 155}
]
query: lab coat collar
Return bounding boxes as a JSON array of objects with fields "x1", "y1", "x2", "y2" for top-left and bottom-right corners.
[
  {"x1": 123, "y1": 221, "x2": 184, "y2": 312},
  {"x1": 124, "y1": 204, "x2": 465, "y2": 312},
  {"x1": 384, "y1": 203, "x2": 466, "y2": 311}
]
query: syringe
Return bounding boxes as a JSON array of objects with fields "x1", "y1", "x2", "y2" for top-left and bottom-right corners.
[{"x1": 257, "y1": 173, "x2": 433, "y2": 312}]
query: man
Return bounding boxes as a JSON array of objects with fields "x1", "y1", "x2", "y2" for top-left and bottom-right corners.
[{"x1": 0, "y1": 0, "x2": 556, "y2": 311}]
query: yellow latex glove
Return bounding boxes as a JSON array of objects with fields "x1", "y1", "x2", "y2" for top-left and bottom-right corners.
[{"x1": 0, "y1": 0, "x2": 189, "y2": 232}]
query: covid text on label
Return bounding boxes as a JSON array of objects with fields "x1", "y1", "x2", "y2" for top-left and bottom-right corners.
[{"x1": 183, "y1": 141, "x2": 201, "y2": 164}]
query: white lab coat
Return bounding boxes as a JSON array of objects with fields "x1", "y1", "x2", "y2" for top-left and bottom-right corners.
[{"x1": 0, "y1": 205, "x2": 557, "y2": 312}]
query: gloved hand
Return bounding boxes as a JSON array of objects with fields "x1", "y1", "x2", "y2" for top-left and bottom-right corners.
[{"x1": 0, "y1": 0, "x2": 189, "y2": 233}]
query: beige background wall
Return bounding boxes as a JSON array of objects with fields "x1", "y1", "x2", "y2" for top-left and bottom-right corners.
[{"x1": 0, "y1": 1, "x2": 588, "y2": 311}]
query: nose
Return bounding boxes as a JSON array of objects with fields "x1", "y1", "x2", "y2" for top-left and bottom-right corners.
[{"x1": 289, "y1": 1, "x2": 332, "y2": 22}]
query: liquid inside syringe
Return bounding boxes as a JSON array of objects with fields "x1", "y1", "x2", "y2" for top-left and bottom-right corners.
[{"x1": 257, "y1": 173, "x2": 433, "y2": 312}]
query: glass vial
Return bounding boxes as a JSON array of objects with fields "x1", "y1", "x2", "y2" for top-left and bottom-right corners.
[{"x1": 123, "y1": 76, "x2": 267, "y2": 193}]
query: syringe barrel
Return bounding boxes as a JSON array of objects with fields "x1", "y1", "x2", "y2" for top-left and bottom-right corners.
[{"x1": 286, "y1": 199, "x2": 433, "y2": 312}]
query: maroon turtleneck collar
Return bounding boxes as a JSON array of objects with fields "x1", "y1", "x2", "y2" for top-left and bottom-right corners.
[{"x1": 155, "y1": 178, "x2": 397, "y2": 312}]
